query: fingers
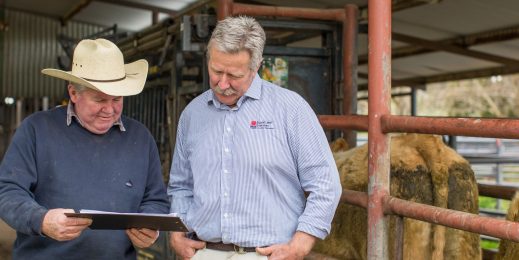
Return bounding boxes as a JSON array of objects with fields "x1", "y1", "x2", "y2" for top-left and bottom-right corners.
[
  {"x1": 169, "y1": 232, "x2": 204, "y2": 259},
  {"x1": 256, "y1": 244, "x2": 296, "y2": 260},
  {"x1": 137, "y1": 228, "x2": 159, "y2": 239},
  {"x1": 188, "y1": 239, "x2": 206, "y2": 250},
  {"x1": 42, "y1": 208, "x2": 91, "y2": 241},
  {"x1": 127, "y1": 229, "x2": 148, "y2": 248},
  {"x1": 59, "y1": 229, "x2": 83, "y2": 241},
  {"x1": 127, "y1": 228, "x2": 159, "y2": 248},
  {"x1": 256, "y1": 246, "x2": 273, "y2": 256},
  {"x1": 59, "y1": 208, "x2": 92, "y2": 227},
  {"x1": 66, "y1": 217, "x2": 93, "y2": 226}
]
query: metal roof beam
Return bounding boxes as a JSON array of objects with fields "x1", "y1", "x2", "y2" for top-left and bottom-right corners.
[
  {"x1": 391, "y1": 32, "x2": 519, "y2": 67},
  {"x1": 358, "y1": 0, "x2": 442, "y2": 20},
  {"x1": 360, "y1": 24, "x2": 519, "y2": 64},
  {"x1": 61, "y1": 0, "x2": 93, "y2": 25},
  {"x1": 94, "y1": 0, "x2": 177, "y2": 16}
]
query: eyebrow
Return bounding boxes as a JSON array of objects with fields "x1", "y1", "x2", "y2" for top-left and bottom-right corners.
[{"x1": 210, "y1": 65, "x2": 245, "y2": 77}]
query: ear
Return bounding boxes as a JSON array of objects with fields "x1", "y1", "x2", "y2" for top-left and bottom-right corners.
[
  {"x1": 253, "y1": 58, "x2": 264, "y2": 74},
  {"x1": 68, "y1": 84, "x2": 79, "y2": 103}
]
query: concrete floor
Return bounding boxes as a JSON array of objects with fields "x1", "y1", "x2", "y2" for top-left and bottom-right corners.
[{"x1": 0, "y1": 220, "x2": 15, "y2": 260}]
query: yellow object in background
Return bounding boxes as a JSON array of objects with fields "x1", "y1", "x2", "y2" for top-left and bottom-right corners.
[{"x1": 261, "y1": 57, "x2": 288, "y2": 88}]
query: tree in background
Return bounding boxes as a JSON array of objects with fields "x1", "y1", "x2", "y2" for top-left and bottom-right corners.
[
  {"x1": 418, "y1": 74, "x2": 519, "y2": 117},
  {"x1": 357, "y1": 73, "x2": 519, "y2": 117}
]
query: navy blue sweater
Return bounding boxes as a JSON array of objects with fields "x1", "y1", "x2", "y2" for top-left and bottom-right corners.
[{"x1": 0, "y1": 106, "x2": 169, "y2": 259}]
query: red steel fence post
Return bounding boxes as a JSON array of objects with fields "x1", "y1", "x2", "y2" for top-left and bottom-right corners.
[{"x1": 367, "y1": 0, "x2": 392, "y2": 259}]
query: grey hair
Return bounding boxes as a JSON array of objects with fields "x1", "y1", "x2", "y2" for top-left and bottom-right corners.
[
  {"x1": 69, "y1": 82, "x2": 88, "y2": 93},
  {"x1": 207, "y1": 16, "x2": 266, "y2": 71}
]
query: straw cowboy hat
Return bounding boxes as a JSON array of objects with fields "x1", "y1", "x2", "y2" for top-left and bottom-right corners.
[{"x1": 42, "y1": 38, "x2": 148, "y2": 96}]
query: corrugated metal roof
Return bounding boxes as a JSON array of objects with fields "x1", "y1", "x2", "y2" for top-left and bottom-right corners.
[
  {"x1": 4, "y1": 0, "x2": 198, "y2": 31},
  {"x1": 2, "y1": 10, "x2": 106, "y2": 98},
  {"x1": 3, "y1": 0, "x2": 519, "y2": 91}
]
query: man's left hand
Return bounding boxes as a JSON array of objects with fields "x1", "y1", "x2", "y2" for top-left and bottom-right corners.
[
  {"x1": 256, "y1": 243, "x2": 302, "y2": 260},
  {"x1": 126, "y1": 228, "x2": 159, "y2": 248},
  {"x1": 256, "y1": 231, "x2": 316, "y2": 260}
]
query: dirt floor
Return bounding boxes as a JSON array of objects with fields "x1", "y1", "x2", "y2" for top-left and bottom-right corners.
[{"x1": 0, "y1": 220, "x2": 15, "y2": 260}]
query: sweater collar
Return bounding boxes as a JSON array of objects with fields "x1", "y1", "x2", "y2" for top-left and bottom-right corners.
[{"x1": 66, "y1": 102, "x2": 126, "y2": 132}]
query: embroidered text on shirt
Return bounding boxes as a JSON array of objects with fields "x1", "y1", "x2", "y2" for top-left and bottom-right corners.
[{"x1": 250, "y1": 120, "x2": 274, "y2": 129}]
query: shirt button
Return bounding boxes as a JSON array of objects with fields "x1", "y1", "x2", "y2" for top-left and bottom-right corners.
[
  {"x1": 226, "y1": 127, "x2": 231, "y2": 132},
  {"x1": 223, "y1": 169, "x2": 229, "y2": 174},
  {"x1": 224, "y1": 148, "x2": 230, "y2": 153},
  {"x1": 224, "y1": 213, "x2": 229, "y2": 218},
  {"x1": 224, "y1": 192, "x2": 228, "y2": 197}
]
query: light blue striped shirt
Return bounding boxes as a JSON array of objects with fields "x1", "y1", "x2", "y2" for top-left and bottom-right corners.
[{"x1": 168, "y1": 74, "x2": 342, "y2": 247}]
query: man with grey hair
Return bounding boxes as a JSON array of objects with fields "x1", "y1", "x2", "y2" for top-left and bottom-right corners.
[{"x1": 168, "y1": 16, "x2": 341, "y2": 260}]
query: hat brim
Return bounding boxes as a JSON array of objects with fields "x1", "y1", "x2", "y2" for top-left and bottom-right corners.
[{"x1": 41, "y1": 59, "x2": 148, "y2": 96}]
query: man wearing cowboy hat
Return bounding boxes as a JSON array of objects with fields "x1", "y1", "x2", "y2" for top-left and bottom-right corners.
[{"x1": 0, "y1": 38, "x2": 169, "y2": 259}]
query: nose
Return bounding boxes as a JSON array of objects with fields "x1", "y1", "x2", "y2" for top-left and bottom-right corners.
[
  {"x1": 218, "y1": 75, "x2": 231, "y2": 89},
  {"x1": 101, "y1": 102, "x2": 115, "y2": 114}
]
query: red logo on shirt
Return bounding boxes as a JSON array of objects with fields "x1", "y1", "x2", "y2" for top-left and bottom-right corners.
[{"x1": 250, "y1": 120, "x2": 274, "y2": 129}]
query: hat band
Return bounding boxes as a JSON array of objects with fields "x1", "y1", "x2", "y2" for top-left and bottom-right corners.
[{"x1": 81, "y1": 75, "x2": 126, "y2": 83}]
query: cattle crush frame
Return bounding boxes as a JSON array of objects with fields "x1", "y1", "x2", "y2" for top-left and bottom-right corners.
[{"x1": 217, "y1": 0, "x2": 519, "y2": 259}]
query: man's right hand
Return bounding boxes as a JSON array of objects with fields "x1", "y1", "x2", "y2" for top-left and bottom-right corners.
[
  {"x1": 41, "y1": 208, "x2": 92, "y2": 241},
  {"x1": 169, "y1": 232, "x2": 206, "y2": 260}
]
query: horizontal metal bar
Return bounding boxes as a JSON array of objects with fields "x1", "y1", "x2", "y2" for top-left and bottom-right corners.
[
  {"x1": 258, "y1": 19, "x2": 337, "y2": 31},
  {"x1": 340, "y1": 188, "x2": 519, "y2": 241},
  {"x1": 382, "y1": 115, "x2": 519, "y2": 139},
  {"x1": 478, "y1": 183, "x2": 518, "y2": 200},
  {"x1": 318, "y1": 114, "x2": 519, "y2": 140},
  {"x1": 385, "y1": 195, "x2": 519, "y2": 242},
  {"x1": 318, "y1": 115, "x2": 368, "y2": 131},
  {"x1": 232, "y1": 3, "x2": 345, "y2": 21},
  {"x1": 466, "y1": 156, "x2": 519, "y2": 164},
  {"x1": 340, "y1": 189, "x2": 368, "y2": 208},
  {"x1": 341, "y1": 186, "x2": 516, "y2": 209},
  {"x1": 357, "y1": 92, "x2": 412, "y2": 100},
  {"x1": 263, "y1": 46, "x2": 327, "y2": 57}
]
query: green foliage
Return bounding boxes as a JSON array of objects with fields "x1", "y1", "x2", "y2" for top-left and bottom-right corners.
[
  {"x1": 414, "y1": 74, "x2": 519, "y2": 118},
  {"x1": 479, "y1": 196, "x2": 496, "y2": 209},
  {"x1": 481, "y1": 239, "x2": 499, "y2": 250},
  {"x1": 479, "y1": 196, "x2": 510, "y2": 211}
]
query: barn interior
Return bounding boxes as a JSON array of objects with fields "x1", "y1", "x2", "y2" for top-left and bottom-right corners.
[{"x1": 2, "y1": 0, "x2": 519, "y2": 259}]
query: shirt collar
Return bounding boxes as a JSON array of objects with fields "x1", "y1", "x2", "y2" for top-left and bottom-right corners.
[
  {"x1": 66, "y1": 102, "x2": 126, "y2": 132},
  {"x1": 207, "y1": 73, "x2": 263, "y2": 110}
]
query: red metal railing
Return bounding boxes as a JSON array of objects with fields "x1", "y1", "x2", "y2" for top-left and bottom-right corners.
[
  {"x1": 342, "y1": 189, "x2": 519, "y2": 242},
  {"x1": 319, "y1": 114, "x2": 519, "y2": 139},
  {"x1": 366, "y1": 0, "x2": 392, "y2": 258}
]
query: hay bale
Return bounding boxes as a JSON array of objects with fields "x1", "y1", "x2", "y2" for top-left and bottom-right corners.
[{"x1": 313, "y1": 134, "x2": 480, "y2": 260}]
